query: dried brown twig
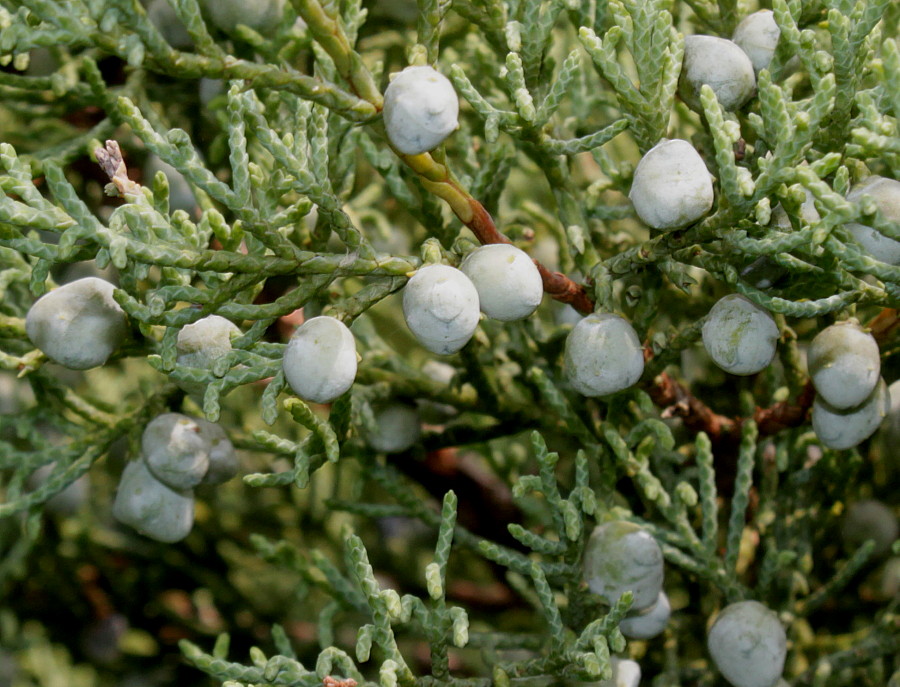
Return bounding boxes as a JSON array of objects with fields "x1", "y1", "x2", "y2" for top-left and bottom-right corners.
[{"x1": 95, "y1": 140, "x2": 142, "y2": 197}]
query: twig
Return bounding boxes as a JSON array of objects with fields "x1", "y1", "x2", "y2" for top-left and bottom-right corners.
[
  {"x1": 94, "y1": 140, "x2": 142, "y2": 197},
  {"x1": 400, "y1": 151, "x2": 594, "y2": 313},
  {"x1": 647, "y1": 371, "x2": 738, "y2": 440},
  {"x1": 324, "y1": 676, "x2": 358, "y2": 687},
  {"x1": 867, "y1": 307, "x2": 900, "y2": 344}
]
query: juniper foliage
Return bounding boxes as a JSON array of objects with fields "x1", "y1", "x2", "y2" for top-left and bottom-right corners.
[{"x1": 0, "y1": 0, "x2": 898, "y2": 686}]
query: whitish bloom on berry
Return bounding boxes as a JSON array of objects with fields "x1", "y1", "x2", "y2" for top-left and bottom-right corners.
[
  {"x1": 619, "y1": 591, "x2": 671, "y2": 640},
  {"x1": 460, "y1": 244, "x2": 543, "y2": 321},
  {"x1": 142, "y1": 413, "x2": 210, "y2": 491},
  {"x1": 812, "y1": 378, "x2": 890, "y2": 451},
  {"x1": 629, "y1": 139, "x2": 714, "y2": 230},
  {"x1": 199, "y1": 0, "x2": 286, "y2": 33},
  {"x1": 25, "y1": 277, "x2": 128, "y2": 370},
  {"x1": 707, "y1": 601, "x2": 786, "y2": 687},
  {"x1": 807, "y1": 320, "x2": 880, "y2": 410},
  {"x1": 366, "y1": 403, "x2": 421, "y2": 453},
  {"x1": 583, "y1": 521, "x2": 664, "y2": 611},
  {"x1": 113, "y1": 460, "x2": 194, "y2": 543},
  {"x1": 680, "y1": 35, "x2": 756, "y2": 111},
  {"x1": 565, "y1": 313, "x2": 644, "y2": 396},
  {"x1": 282, "y1": 316, "x2": 357, "y2": 403},
  {"x1": 403, "y1": 264, "x2": 480, "y2": 355},
  {"x1": 702, "y1": 294, "x2": 779, "y2": 375},
  {"x1": 175, "y1": 314, "x2": 241, "y2": 398},
  {"x1": 845, "y1": 176, "x2": 900, "y2": 265},
  {"x1": 732, "y1": 10, "x2": 780, "y2": 75},
  {"x1": 383, "y1": 66, "x2": 459, "y2": 155}
]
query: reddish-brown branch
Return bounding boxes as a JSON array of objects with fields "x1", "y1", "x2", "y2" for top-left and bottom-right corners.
[
  {"x1": 754, "y1": 381, "x2": 816, "y2": 436},
  {"x1": 646, "y1": 372, "x2": 738, "y2": 439},
  {"x1": 323, "y1": 677, "x2": 358, "y2": 687},
  {"x1": 868, "y1": 307, "x2": 900, "y2": 344},
  {"x1": 647, "y1": 372, "x2": 816, "y2": 444}
]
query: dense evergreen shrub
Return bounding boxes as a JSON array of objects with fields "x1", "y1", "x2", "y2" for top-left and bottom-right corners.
[{"x1": 0, "y1": 0, "x2": 898, "y2": 685}]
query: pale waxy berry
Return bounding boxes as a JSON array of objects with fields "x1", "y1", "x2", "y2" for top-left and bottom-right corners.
[
  {"x1": 679, "y1": 35, "x2": 756, "y2": 112},
  {"x1": 596, "y1": 658, "x2": 641, "y2": 687},
  {"x1": 199, "y1": 0, "x2": 286, "y2": 34},
  {"x1": 175, "y1": 314, "x2": 241, "y2": 398},
  {"x1": 845, "y1": 176, "x2": 900, "y2": 265},
  {"x1": 282, "y1": 316, "x2": 357, "y2": 404},
  {"x1": 460, "y1": 244, "x2": 543, "y2": 321},
  {"x1": 402, "y1": 264, "x2": 480, "y2": 355},
  {"x1": 142, "y1": 413, "x2": 210, "y2": 491},
  {"x1": 195, "y1": 418, "x2": 239, "y2": 485},
  {"x1": 582, "y1": 521, "x2": 664, "y2": 611},
  {"x1": 113, "y1": 460, "x2": 195, "y2": 543},
  {"x1": 564, "y1": 313, "x2": 644, "y2": 397},
  {"x1": 701, "y1": 294, "x2": 779, "y2": 375},
  {"x1": 619, "y1": 591, "x2": 671, "y2": 640},
  {"x1": 807, "y1": 320, "x2": 880, "y2": 410},
  {"x1": 732, "y1": 10, "x2": 780, "y2": 75},
  {"x1": 147, "y1": 0, "x2": 193, "y2": 50},
  {"x1": 878, "y1": 379, "x2": 900, "y2": 468},
  {"x1": 841, "y1": 499, "x2": 899, "y2": 557},
  {"x1": 383, "y1": 66, "x2": 459, "y2": 155},
  {"x1": 25, "y1": 277, "x2": 128, "y2": 370},
  {"x1": 812, "y1": 377, "x2": 890, "y2": 450},
  {"x1": 366, "y1": 403, "x2": 421, "y2": 454},
  {"x1": 144, "y1": 154, "x2": 196, "y2": 214},
  {"x1": 27, "y1": 463, "x2": 89, "y2": 516},
  {"x1": 629, "y1": 139, "x2": 714, "y2": 230},
  {"x1": 770, "y1": 188, "x2": 819, "y2": 231},
  {"x1": 707, "y1": 600, "x2": 786, "y2": 687}
]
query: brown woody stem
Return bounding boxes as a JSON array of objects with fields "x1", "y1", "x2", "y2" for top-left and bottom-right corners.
[{"x1": 400, "y1": 151, "x2": 594, "y2": 313}]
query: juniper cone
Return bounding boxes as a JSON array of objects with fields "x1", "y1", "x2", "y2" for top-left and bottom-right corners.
[
  {"x1": 141, "y1": 412, "x2": 211, "y2": 490},
  {"x1": 0, "y1": 0, "x2": 899, "y2": 685}
]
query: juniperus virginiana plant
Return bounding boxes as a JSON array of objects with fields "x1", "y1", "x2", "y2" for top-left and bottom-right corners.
[{"x1": 0, "y1": 1, "x2": 899, "y2": 686}]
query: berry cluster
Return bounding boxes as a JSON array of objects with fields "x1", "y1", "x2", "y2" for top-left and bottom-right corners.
[{"x1": 113, "y1": 413, "x2": 237, "y2": 542}]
